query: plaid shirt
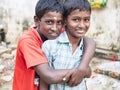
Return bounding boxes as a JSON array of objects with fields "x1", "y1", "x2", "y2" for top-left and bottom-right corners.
[{"x1": 42, "y1": 31, "x2": 86, "y2": 90}]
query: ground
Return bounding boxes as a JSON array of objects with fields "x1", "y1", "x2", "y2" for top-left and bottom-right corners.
[{"x1": 0, "y1": 56, "x2": 120, "y2": 90}]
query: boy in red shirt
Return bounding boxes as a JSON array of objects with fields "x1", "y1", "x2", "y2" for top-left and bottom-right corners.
[{"x1": 12, "y1": 0, "x2": 95, "y2": 90}]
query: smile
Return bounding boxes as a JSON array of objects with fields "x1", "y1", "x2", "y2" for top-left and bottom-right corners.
[{"x1": 76, "y1": 30, "x2": 84, "y2": 33}]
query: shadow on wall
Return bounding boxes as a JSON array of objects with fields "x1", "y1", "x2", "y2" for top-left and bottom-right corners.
[{"x1": 0, "y1": 20, "x2": 7, "y2": 42}]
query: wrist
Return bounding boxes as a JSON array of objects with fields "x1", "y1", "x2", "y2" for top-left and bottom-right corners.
[
  {"x1": 78, "y1": 65, "x2": 87, "y2": 72},
  {"x1": 77, "y1": 66, "x2": 87, "y2": 76}
]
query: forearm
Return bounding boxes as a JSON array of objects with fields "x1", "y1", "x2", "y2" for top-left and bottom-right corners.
[
  {"x1": 40, "y1": 79, "x2": 48, "y2": 90},
  {"x1": 78, "y1": 37, "x2": 95, "y2": 76},
  {"x1": 34, "y1": 63, "x2": 70, "y2": 84},
  {"x1": 85, "y1": 66, "x2": 91, "y2": 78},
  {"x1": 65, "y1": 37, "x2": 95, "y2": 86},
  {"x1": 80, "y1": 36, "x2": 96, "y2": 68}
]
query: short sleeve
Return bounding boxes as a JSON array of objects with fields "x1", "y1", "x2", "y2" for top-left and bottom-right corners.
[{"x1": 20, "y1": 39, "x2": 48, "y2": 68}]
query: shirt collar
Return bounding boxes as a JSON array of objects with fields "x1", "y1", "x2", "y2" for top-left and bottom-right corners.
[
  {"x1": 57, "y1": 31, "x2": 84, "y2": 48},
  {"x1": 58, "y1": 31, "x2": 69, "y2": 43}
]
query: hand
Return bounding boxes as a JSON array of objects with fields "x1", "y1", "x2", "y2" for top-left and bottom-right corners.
[
  {"x1": 62, "y1": 69, "x2": 74, "y2": 83},
  {"x1": 67, "y1": 68, "x2": 86, "y2": 87},
  {"x1": 86, "y1": 66, "x2": 92, "y2": 78}
]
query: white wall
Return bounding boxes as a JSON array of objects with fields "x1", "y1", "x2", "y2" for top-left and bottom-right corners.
[
  {"x1": 86, "y1": 0, "x2": 120, "y2": 50},
  {"x1": 0, "y1": 0, "x2": 120, "y2": 50}
]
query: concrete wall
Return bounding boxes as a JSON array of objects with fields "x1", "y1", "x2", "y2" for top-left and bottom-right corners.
[
  {"x1": 86, "y1": 0, "x2": 120, "y2": 50},
  {"x1": 0, "y1": 0, "x2": 38, "y2": 43},
  {"x1": 0, "y1": 0, "x2": 120, "y2": 51}
]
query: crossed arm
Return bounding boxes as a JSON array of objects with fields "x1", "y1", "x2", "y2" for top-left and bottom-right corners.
[
  {"x1": 67, "y1": 36, "x2": 96, "y2": 86},
  {"x1": 34, "y1": 36, "x2": 96, "y2": 89}
]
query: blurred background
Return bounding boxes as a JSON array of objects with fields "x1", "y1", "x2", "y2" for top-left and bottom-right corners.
[{"x1": 0, "y1": 0, "x2": 120, "y2": 90}]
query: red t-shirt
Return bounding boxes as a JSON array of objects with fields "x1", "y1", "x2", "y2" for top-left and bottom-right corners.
[{"x1": 12, "y1": 27, "x2": 48, "y2": 90}]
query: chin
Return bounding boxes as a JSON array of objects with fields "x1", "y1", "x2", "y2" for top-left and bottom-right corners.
[
  {"x1": 49, "y1": 36, "x2": 57, "y2": 40},
  {"x1": 78, "y1": 34, "x2": 84, "y2": 37},
  {"x1": 75, "y1": 35, "x2": 83, "y2": 38}
]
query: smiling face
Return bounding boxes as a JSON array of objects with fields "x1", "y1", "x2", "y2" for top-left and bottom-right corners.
[
  {"x1": 39, "y1": 11, "x2": 63, "y2": 39},
  {"x1": 65, "y1": 9, "x2": 91, "y2": 39}
]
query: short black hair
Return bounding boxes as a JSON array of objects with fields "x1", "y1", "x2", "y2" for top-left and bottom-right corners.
[
  {"x1": 63, "y1": 0, "x2": 91, "y2": 18},
  {"x1": 35, "y1": 0, "x2": 64, "y2": 19}
]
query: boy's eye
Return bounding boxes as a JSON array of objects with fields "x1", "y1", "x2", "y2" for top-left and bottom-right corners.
[
  {"x1": 45, "y1": 20, "x2": 53, "y2": 25},
  {"x1": 57, "y1": 21, "x2": 63, "y2": 25},
  {"x1": 72, "y1": 18, "x2": 79, "y2": 22},
  {"x1": 84, "y1": 18, "x2": 90, "y2": 22}
]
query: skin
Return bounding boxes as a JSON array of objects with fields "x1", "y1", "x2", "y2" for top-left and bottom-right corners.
[
  {"x1": 65, "y1": 9, "x2": 92, "y2": 86},
  {"x1": 34, "y1": 12, "x2": 71, "y2": 90},
  {"x1": 65, "y1": 9, "x2": 90, "y2": 54},
  {"x1": 39, "y1": 10, "x2": 95, "y2": 90},
  {"x1": 38, "y1": 11, "x2": 63, "y2": 39},
  {"x1": 66, "y1": 9, "x2": 90, "y2": 40},
  {"x1": 34, "y1": 11, "x2": 74, "y2": 85},
  {"x1": 33, "y1": 11, "x2": 95, "y2": 89}
]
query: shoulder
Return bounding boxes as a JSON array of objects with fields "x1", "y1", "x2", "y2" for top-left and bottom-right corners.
[
  {"x1": 43, "y1": 39, "x2": 57, "y2": 46},
  {"x1": 83, "y1": 36, "x2": 96, "y2": 46},
  {"x1": 18, "y1": 28, "x2": 41, "y2": 48}
]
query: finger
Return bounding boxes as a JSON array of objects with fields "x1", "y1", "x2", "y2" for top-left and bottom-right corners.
[
  {"x1": 68, "y1": 76, "x2": 82, "y2": 86},
  {"x1": 67, "y1": 73, "x2": 77, "y2": 86},
  {"x1": 69, "y1": 80, "x2": 81, "y2": 87},
  {"x1": 63, "y1": 71, "x2": 72, "y2": 82},
  {"x1": 68, "y1": 81, "x2": 76, "y2": 87},
  {"x1": 68, "y1": 78, "x2": 76, "y2": 86}
]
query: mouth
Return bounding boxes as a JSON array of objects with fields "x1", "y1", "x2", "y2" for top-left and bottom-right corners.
[
  {"x1": 76, "y1": 30, "x2": 85, "y2": 34},
  {"x1": 51, "y1": 32, "x2": 59, "y2": 36},
  {"x1": 49, "y1": 32, "x2": 60, "y2": 39}
]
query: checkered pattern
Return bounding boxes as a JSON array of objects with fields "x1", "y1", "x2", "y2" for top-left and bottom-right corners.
[{"x1": 42, "y1": 31, "x2": 86, "y2": 90}]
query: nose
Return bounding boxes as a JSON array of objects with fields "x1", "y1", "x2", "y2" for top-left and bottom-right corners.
[
  {"x1": 51, "y1": 24, "x2": 57, "y2": 31},
  {"x1": 78, "y1": 21, "x2": 85, "y2": 28}
]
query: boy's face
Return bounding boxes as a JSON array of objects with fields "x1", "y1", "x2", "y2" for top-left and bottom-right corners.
[
  {"x1": 39, "y1": 11, "x2": 63, "y2": 39},
  {"x1": 65, "y1": 9, "x2": 91, "y2": 39}
]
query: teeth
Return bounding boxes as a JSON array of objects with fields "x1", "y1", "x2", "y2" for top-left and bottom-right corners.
[
  {"x1": 51, "y1": 33, "x2": 58, "y2": 36},
  {"x1": 77, "y1": 30, "x2": 84, "y2": 33}
]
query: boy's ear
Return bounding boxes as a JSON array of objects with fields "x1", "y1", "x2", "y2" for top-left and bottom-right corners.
[
  {"x1": 34, "y1": 16, "x2": 39, "y2": 22},
  {"x1": 34, "y1": 16, "x2": 40, "y2": 27}
]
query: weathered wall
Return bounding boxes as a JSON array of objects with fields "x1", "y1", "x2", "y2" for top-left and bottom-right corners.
[
  {"x1": 0, "y1": 0, "x2": 38, "y2": 43},
  {"x1": 0, "y1": 0, "x2": 120, "y2": 51},
  {"x1": 86, "y1": 0, "x2": 120, "y2": 50}
]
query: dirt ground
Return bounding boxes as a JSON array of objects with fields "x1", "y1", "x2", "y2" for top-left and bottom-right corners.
[
  {"x1": 87, "y1": 57, "x2": 120, "y2": 90},
  {"x1": 0, "y1": 57, "x2": 120, "y2": 90}
]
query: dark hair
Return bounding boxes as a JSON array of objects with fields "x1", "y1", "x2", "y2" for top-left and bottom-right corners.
[
  {"x1": 35, "y1": 0, "x2": 64, "y2": 19},
  {"x1": 63, "y1": 0, "x2": 91, "y2": 18}
]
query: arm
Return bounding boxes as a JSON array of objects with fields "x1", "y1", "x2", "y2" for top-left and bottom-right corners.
[
  {"x1": 85, "y1": 66, "x2": 91, "y2": 78},
  {"x1": 34, "y1": 41, "x2": 72, "y2": 84},
  {"x1": 77, "y1": 36, "x2": 95, "y2": 76},
  {"x1": 68, "y1": 37, "x2": 96, "y2": 86},
  {"x1": 34, "y1": 63, "x2": 73, "y2": 84},
  {"x1": 39, "y1": 79, "x2": 48, "y2": 90},
  {"x1": 79, "y1": 36, "x2": 96, "y2": 70}
]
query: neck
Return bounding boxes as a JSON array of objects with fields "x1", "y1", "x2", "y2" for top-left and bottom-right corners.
[
  {"x1": 66, "y1": 31, "x2": 81, "y2": 45},
  {"x1": 66, "y1": 31, "x2": 81, "y2": 53},
  {"x1": 37, "y1": 28, "x2": 48, "y2": 42}
]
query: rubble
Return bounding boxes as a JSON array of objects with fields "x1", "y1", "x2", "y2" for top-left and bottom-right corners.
[
  {"x1": 0, "y1": 42, "x2": 16, "y2": 87},
  {"x1": 0, "y1": 43, "x2": 120, "y2": 90},
  {"x1": 94, "y1": 61, "x2": 120, "y2": 80}
]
